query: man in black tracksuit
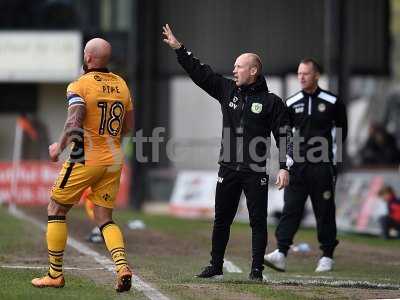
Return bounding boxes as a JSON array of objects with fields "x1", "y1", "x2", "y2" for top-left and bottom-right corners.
[
  {"x1": 264, "y1": 58, "x2": 348, "y2": 273},
  {"x1": 162, "y1": 24, "x2": 293, "y2": 281}
]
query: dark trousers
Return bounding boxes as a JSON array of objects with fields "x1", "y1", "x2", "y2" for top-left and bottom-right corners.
[
  {"x1": 276, "y1": 163, "x2": 339, "y2": 258},
  {"x1": 210, "y1": 166, "x2": 268, "y2": 270},
  {"x1": 379, "y1": 216, "x2": 400, "y2": 239}
]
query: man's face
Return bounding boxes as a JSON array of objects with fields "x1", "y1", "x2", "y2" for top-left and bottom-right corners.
[
  {"x1": 233, "y1": 55, "x2": 254, "y2": 87},
  {"x1": 297, "y1": 62, "x2": 319, "y2": 91}
]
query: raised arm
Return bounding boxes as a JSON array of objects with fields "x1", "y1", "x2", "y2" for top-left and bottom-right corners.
[{"x1": 162, "y1": 24, "x2": 233, "y2": 102}]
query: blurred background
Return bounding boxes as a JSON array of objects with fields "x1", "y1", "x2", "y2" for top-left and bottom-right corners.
[{"x1": 0, "y1": 0, "x2": 399, "y2": 236}]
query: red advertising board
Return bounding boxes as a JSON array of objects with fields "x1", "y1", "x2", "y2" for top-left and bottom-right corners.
[{"x1": 0, "y1": 161, "x2": 130, "y2": 207}]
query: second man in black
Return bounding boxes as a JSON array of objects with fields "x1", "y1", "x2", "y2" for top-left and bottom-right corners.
[{"x1": 264, "y1": 58, "x2": 348, "y2": 273}]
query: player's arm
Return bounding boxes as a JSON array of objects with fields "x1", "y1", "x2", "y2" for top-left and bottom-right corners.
[
  {"x1": 271, "y1": 97, "x2": 293, "y2": 190},
  {"x1": 49, "y1": 104, "x2": 86, "y2": 162},
  {"x1": 334, "y1": 98, "x2": 348, "y2": 142},
  {"x1": 271, "y1": 98, "x2": 294, "y2": 170},
  {"x1": 162, "y1": 24, "x2": 233, "y2": 102},
  {"x1": 121, "y1": 92, "x2": 134, "y2": 138},
  {"x1": 121, "y1": 109, "x2": 134, "y2": 137}
]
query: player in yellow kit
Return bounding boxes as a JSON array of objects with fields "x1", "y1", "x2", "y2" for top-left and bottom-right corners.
[
  {"x1": 31, "y1": 38, "x2": 134, "y2": 292},
  {"x1": 82, "y1": 187, "x2": 103, "y2": 243}
]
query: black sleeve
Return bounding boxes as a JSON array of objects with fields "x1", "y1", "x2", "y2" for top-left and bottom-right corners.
[
  {"x1": 271, "y1": 96, "x2": 293, "y2": 170},
  {"x1": 286, "y1": 103, "x2": 296, "y2": 127},
  {"x1": 175, "y1": 45, "x2": 234, "y2": 102},
  {"x1": 334, "y1": 98, "x2": 348, "y2": 142}
]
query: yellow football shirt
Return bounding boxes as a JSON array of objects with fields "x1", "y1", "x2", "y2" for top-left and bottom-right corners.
[{"x1": 66, "y1": 69, "x2": 133, "y2": 166}]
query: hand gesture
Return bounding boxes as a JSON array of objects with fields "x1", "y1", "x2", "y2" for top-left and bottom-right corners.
[
  {"x1": 275, "y1": 169, "x2": 289, "y2": 190},
  {"x1": 162, "y1": 24, "x2": 181, "y2": 50},
  {"x1": 49, "y1": 142, "x2": 60, "y2": 162}
]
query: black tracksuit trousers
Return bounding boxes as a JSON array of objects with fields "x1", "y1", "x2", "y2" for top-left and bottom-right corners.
[
  {"x1": 210, "y1": 166, "x2": 269, "y2": 271},
  {"x1": 276, "y1": 163, "x2": 339, "y2": 258}
]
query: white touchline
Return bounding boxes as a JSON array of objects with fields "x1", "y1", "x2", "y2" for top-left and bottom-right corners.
[
  {"x1": 262, "y1": 277, "x2": 400, "y2": 290},
  {"x1": 291, "y1": 274, "x2": 334, "y2": 279},
  {"x1": 263, "y1": 274, "x2": 400, "y2": 289},
  {"x1": 263, "y1": 274, "x2": 268, "y2": 281},
  {"x1": 1, "y1": 265, "x2": 106, "y2": 270},
  {"x1": 223, "y1": 259, "x2": 242, "y2": 273},
  {"x1": 8, "y1": 205, "x2": 170, "y2": 300}
]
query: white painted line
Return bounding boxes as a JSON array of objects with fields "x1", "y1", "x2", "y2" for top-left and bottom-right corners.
[
  {"x1": 262, "y1": 274, "x2": 268, "y2": 281},
  {"x1": 368, "y1": 299, "x2": 400, "y2": 300},
  {"x1": 1, "y1": 265, "x2": 106, "y2": 271},
  {"x1": 223, "y1": 259, "x2": 242, "y2": 273},
  {"x1": 291, "y1": 274, "x2": 334, "y2": 280},
  {"x1": 262, "y1": 278, "x2": 400, "y2": 290},
  {"x1": 8, "y1": 205, "x2": 170, "y2": 300},
  {"x1": 264, "y1": 273, "x2": 400, "y2": 289}
]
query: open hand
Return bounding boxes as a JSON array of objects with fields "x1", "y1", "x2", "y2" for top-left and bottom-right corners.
[
  {"x1": 162, "y1": 24, "x2": 181, "y2": 50},
  {"x1": 275, "y1": 169, "x2": 289, "y2": 190},
  {"x1": 49, "y1": 142, "x2": 60, "y2": 162}
]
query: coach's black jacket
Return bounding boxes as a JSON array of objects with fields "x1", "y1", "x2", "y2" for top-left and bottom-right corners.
[
  {"x1": 175, "y1": 46, "x2": 292, "y2": 173},
  {"x1": 286, "y1": 87, "x2": 348, "y2": 164}
]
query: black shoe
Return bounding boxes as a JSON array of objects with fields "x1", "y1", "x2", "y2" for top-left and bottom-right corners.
[
  {"x1": 86, "y1": 227, "x2": 103, "y2": 243},
  {"x1": 249, "y1": 268, "x2": 263, "y2": 282},
  {"x1": 87, "y1": 232, "x2": 103, "y2": 243},
  {"x1": 195, "y1": 265, "x2": 223, "y2": 279}
]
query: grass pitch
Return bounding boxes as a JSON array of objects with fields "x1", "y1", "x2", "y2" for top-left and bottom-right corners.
[{"x1": 1, "y1": 205, "x2": 400, "y2": 299}]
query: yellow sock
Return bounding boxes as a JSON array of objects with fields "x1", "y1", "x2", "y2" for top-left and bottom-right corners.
[
  {"x1": 100, "y1": 222, "x2": 128, "y2": 272},
  {"x1": 47, "y1": 216, "x2": 67, "y2": 278}
]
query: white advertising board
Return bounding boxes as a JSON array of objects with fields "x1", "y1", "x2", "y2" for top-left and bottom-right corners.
[
  {"x1": 169, "y1": 170, "x2": 290, "y2": 221},
  {"x1": 169, "y1": 171, "x2": 217, "y2": 218},
  {"x1": 0, "y1": 31, "x2": 82, "y2": 82}
]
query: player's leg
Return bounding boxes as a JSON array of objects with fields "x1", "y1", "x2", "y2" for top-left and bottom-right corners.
[
  {"x1": 32, "y1": 162, "x2": 92, "y2": 288},
  {"x1": 90, "y1": 165, "x2": 132, "y2": 292},
  {"x1": 31, "y1": 200, "x2": 72, "y2": 288},
  {"x1": 197, "y1": 166, "x2": 242, "y2": 279},
  {"x1": 264, "y1": 165, "x2": 308, "y2": 272},
  {"x1": 83, "y1": 188, "x2": 95, "y2": 221},
  {"x1": 82, "y1": 188, "x2": 103, "y2": 243},
  {"x1": 94, "y1": 205, "x2": 130, "y2": 274},
  {"x1": 242, "y1": 172, "x2": 268, "y2": 281},
  {"x1": 46, "y1": 201, "x2": 72, "y2": 278},
  {"x1": 309, "y1": 163, "x2": 338, "y2": 271},
  {"x1": 211, "y1": 167, "x2": 241, "y2": 270},
  {"x1": 275, "y1": 166, "x2": 308, "y2": 256}
]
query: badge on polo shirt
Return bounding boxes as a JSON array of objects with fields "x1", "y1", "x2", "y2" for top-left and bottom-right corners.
[
  {"x1": 318, "y1": 103, "x2": 326, "y2": 112},
  {"x1": 251, "y1": 103, "x2": 263, "y2": 114},
  {"x1": 323, "y1": 190, "x2": 332, "y2": 200}
]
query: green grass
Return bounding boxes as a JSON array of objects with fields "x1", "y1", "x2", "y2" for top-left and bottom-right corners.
[
  {"x1": 0, "y1": 206, "x2": 43, "y2": 261},
  {"x1": 0, "y1": 268, "x2": 142, "y2": 300},
  {"x1": 290, "y1": 226, "x2": 400, "y2": 249},
  {"x1": 63, "y1": 209, "x2": 345, "y2": 299},
  {"x1": 0, "y1": 205, "x2": 145, "y2": 300},
  {"x1": 107, "y1": 210, "x2": 399, "y2": 299},
  {"x1": 340, "y1": 231, "x2": 400, "y2": 248},
  {"x1": 1, "y1": 205, "x2": 400, "y2": 300}
]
